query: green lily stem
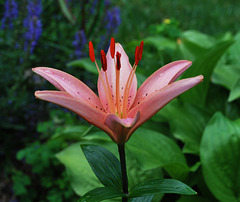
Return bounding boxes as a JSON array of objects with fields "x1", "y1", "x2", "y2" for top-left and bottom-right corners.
[{"x1": 118, "y1": 144, "x2": 128, "y2": 202}]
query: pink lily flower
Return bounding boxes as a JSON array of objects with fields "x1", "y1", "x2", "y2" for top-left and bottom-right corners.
[{"x1": 33, "y1": 38, "x2": 203, "y2": 144}]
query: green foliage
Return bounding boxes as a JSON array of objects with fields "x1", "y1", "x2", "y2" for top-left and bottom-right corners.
[
  {"x1": 79, "y1": 186, "x2": 125, "y2": 202},
  {"x1": 129, "y1": 179, "x2": 197, "y2": 198},
  {"x1": 79, "y1": 144, "x2": 196, "y2": 200},
  {"x1": 2, "y1": 0, "x2": 240, "y2": 201},
  {"x1": 12, "y1": 170, "x2": 31, "y2": 196},
  {"x1": 81, "y1": 145, "x2": 122, "y2": 189},
  {"x1": 127, "y1": 128, "x2": 189, "y2": 180},
  {"x1": 200, "y1": 112, "x2": 240, "y2": 201}
]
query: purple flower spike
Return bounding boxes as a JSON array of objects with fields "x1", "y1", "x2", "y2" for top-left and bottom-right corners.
[
  {"x1": 1, "y1": 0, "x2": 18, "y2": 29},
  {"x1": 73, "y1": 30, "x2": 87, "y2": 58},
  {"x1": 23, "y1": 0, "x2": 43, "y2": 54}
]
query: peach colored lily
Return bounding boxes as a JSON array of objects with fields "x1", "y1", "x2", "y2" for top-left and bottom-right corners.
[{"x1": 33, "y1": 39, "x2": 203, "y2": 144}]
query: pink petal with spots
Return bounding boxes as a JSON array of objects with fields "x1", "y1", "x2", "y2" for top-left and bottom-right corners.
[
  {"x1": 127, "y1": 75, "x2": 204, "y2": 138},
  {"x1": 98, "y1": 43, "x2": 137, "y2": 112},
  {"x1": 35, "y1": 90, "x2": 113, "y2": 138},
  {"x1": 104, "y1": 111, "x2": 140, "y2": 144},
  {"x1": 131, "y1": 60, "x2": 192, "y2": 108},
  {"x1": 33, "y1": 67, "x2": 103, "y2": 109}
]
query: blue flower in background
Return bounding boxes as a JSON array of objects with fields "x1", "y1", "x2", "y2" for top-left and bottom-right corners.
[
  {"x1": 23, "y1": 0, "x2": 42, "y2": 54},
  {"x1": 73, "y1": 29, "x2": 87, "y2": 58},
  {"x1": 105, "y1": 7, "x2": 121, "y2": 33},
  {"x1": 97, "y1": 5, "x2": 121, "y2": 51},
  {"x1": 1, "y1": 0, "x2": 18, "y2": 29},
  {"x1": 90, "y1": 0, "x2": 98, "y2": 14}
]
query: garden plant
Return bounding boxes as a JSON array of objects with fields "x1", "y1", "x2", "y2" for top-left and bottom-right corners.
[{"x1": 1, "y1": 0, "x2": 240, "y2": 201}]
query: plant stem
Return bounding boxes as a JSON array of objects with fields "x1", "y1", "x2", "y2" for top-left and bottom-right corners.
[{"x1": 118, "y1": 144, "x2": 128, "y2": 202}]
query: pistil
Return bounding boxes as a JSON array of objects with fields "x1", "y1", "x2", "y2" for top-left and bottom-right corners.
[
  {"x1": 100, "y1": 50, "x2": 115, "y2": 113},
  {"x1": 116, "y1": 51, "x2": 121, "y2": 117}
]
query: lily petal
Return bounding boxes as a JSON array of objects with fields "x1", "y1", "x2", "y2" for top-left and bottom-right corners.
[
  {"x1": 98, "y1": 43, "x2": 137, "y2": 111},
  {"x1": 128, "y1": 75, "x2": 204, "y2": 136},
  {"x1": 104, "y1": 111, "x2": 140, "y2": 144},
  {"x1": 131, "y1": 60, "x2": 192, "y2": 108},
  {"x1": 35, "y1": 90, "x2": 112, "y2": 136},
  {"x1": 33, "y1": 67, "x2": 103, "y2": 109}
]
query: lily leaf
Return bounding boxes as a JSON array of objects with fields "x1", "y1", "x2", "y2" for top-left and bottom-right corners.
[
  {"x1": 81, "y1": 145, "x2": 122, "y2": 190},
  {"x1": 128, "y1": 195, "x2": 154, "y2": 202},
  {"x1": 57, "y1": 0, "x2": 76, "y2": 24},
  {"x1": 79, "y1": 186, "x2": 125, "y2": 202},
  {"x1": 200, "y1": 112, "x2": 240, "y2": 202},
  {"x1": 129, "y1": 179, "x2": 197, "y2": 198}
]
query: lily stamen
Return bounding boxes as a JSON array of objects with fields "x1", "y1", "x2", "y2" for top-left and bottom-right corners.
[
  {"x1": 33, "y1": 37, "x2": 203, "y2": 144},
  {"x1": 122, "y1": 43, "x2": 142, "y2": 118},
  {"x1": 89, "y1": 41, "x2": 114, "y2": 113}
]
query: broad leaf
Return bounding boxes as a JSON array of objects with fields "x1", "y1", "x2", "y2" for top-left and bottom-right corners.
[
  {"x1": 79, "y1": 187, "x2": 125, "y2": 202},
  {"x1": 51, "y1": 125, "x2": 90, "y2": 140},
  {"x1": 158, "y1": 100, "x2": 208, "y2": 154},
  {"x1": 129, "y1": 179, "x2": 197, "y2": 198},
  {"x1": 179, "y1": 30, "x2": 214, "y2": 61},
  {"x1": 212, "y1": 64, "x2": 239, "y2": 90},
  {"x1": 81, "y1": 145, "x2": 122, "y2": 190},
  {"x1": 67, "y1": 58, "x2": 98, "y2": 75},
  {"x1": 200, "y1": 112, "x2": 240, "y2": 202},
  {"x1": 127, "y1": 127, "x2": 189, "y2": 179},
  {"x1": 56, "y1": 143, "x2": 102, "y2": 196},
  {"x1": 228, "y1": 77, "x2": 240, "y2": 102},
  {"x1": 180, "y1": 40, "x2": 234, "y2": 107}
]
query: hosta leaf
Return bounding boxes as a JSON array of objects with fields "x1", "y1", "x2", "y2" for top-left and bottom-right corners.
[
  {"x1": 200, "y1": 112, "x2": 240, "y2": 202},
  {"x1": 127, "y1": 127, "x2": 189, "y2": 179}
]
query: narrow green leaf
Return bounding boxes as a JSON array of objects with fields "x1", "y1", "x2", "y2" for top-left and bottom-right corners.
[
  {"x1": 67, "y1": 58, "x2": 98, "y2": 75},
  {"x1": 56, "y1": 137, "x2": 163, "y2": 197},
  {"x1": 58, "y1": 0, "x2": 76, "y2": 24},
  {"x1": 180, "y1": 40, "x2": 234, "y2": 106},
  {"x1": 128, "y1": 195, "x2": 154, "y2": 202},
  {"x1": 200, "y1": 112, "x2": 240, "y2": 202},
  {"x1": 228, "y1": 77, "x2": 240, "y2": 102},
  {"x1": 129, "y1": 179, "x2": 197, "y2": 198},
  {"x1": 81, "y1": 145, "x2": 122, "y2": 189},
  {"x1": 79, "y1": 187, "x2": 125, "y2": 202}
]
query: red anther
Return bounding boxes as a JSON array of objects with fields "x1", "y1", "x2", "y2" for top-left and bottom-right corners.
[
  {"x1": 139, "y1": 41, "x2": 144, "y2": 60},
  {"x1": 110, "y1": 37, "x2": 115, "y2": 58},
  {"x1": 100, "y1": 50, "x2": 107, "y2": 71},
  {"x1": 116, "y1": 51, "x2": 121, "y2": 70},
  {"x1": 135, "y1": 46, "x2": 140, "y2": 65},
  {"x1": 89, "y1": 41, "x2": 95, "y2": 62}
]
